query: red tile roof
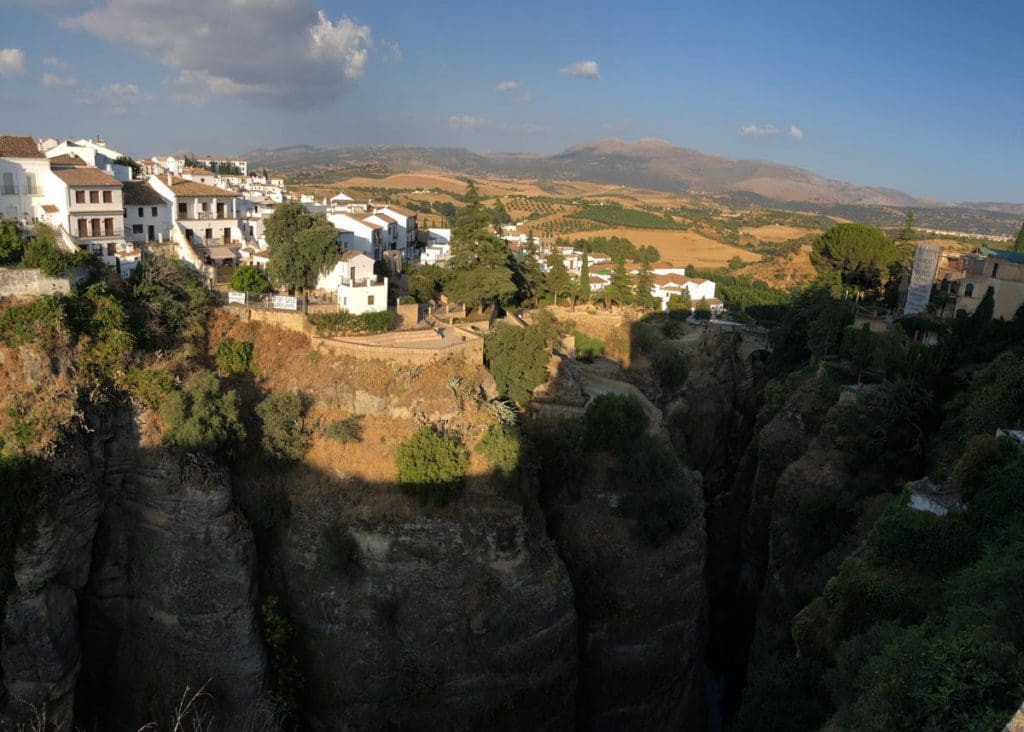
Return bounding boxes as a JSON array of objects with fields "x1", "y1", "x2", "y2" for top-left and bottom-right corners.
[
  {"x1": 0, "y1": 135, "x2": 43, "y2": 158},
  {"x1": 52, "y1": 167, "x2": 121, "y2": 186}
]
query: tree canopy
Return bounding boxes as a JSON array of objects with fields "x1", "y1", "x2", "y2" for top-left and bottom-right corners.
[
  {"x1": 812, "y1": 224, "x2": 899, "y2": 284},
  {"x1": 483, "y1": 323, "x2": 549, "y2": 405},
  {"x1": 229, "y1": 264, "x2": 272, "y2": 293},
  {"x1": 446, "y1": 181, "x2": 517, "y2": 308},
  {"x1": 1014, "y1": 221, "x2": 1024, "y2": 253},
  {"x1": 0, "y1": 220, "x2": 22, "y2": 265},
  {"x1": 265, "y1": 201, "x2": 342, "y2": 292}
]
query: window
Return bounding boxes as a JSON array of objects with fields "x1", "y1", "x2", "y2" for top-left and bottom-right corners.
[
  {"x1": 178, "y1": 202, "x2": 187, "y2": 216},
  {"x1": 104, "y1": 218, "x2": 114, "y2": 236},
  {"x1": 138, "y1": 207, "x2": 144, "y2": 217},
  {"x1": 89, "y1": 191, "x2": 99, "y2": 203},
  {"x1": 26, "y1": 173, "x2": 37, "y2": 195},
  {"x1": 78, "y1": 219, "x2": 87, "y2": 237},
  {"x1": 90, "y1": 219, "x2": 100, "y2": 237},
  {"x1": 965, "y1": 283, "x2": 975, "y2": 297},
  {"x1": 367, "y1": 295, "x2": 375, "y2": 305},
  {"x1": 201, "y1": 202, "x2": 209, "y2": 212},
  {"x1": 132, "y1": 224, "x2": 143, "y2": 234},
  {"x1": 1, "y1": 172, "x2": 14, "y2": 195},
  {"x1": 102, "y1": 190, "x2": 112, "y2": 203},
  {"x1": 151, "y1": 206, "x2": 157, "y2": 217},
  {"x1": 75, "y1": 191, "x2": 86, "y2": 204}
]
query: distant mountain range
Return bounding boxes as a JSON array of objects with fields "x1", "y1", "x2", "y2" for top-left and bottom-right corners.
[{"x1": 246, "y1": 138, "x2": 1024, "y2": 232}]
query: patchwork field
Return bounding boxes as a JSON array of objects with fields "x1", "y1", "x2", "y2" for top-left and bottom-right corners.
[
  {"x1": 564, "y1": 227, "x2": 760, "y2": 268},
  {"x1": 741, "y1": 224, "x2": 822, "y2": 243}
]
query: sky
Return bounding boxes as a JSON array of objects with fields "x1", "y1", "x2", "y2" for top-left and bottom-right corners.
[{"x1": 1, "y1": 0, "x2": 1022, "y2": 202}]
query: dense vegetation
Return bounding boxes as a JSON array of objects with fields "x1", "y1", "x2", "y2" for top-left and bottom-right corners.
[
  {"x1": 395, "y1": 427, "x2": 468, "y2": 504},
  {"x1": 571, "y1": 202, "x2": 687, "y2": 230},
  {"x1": 307, "y1": 310, "x2": 392, "y2": 336},
  {"x1": 483, "y1": 323, "x2": 549, "y2": 404}
]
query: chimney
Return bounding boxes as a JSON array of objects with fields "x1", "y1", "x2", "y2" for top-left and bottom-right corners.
[{"x1": 167, "y1": 172, "x2": 172, "y2": 186}]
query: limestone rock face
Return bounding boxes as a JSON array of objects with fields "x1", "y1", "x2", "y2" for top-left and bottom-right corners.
[
  {"x1": 269, "y1": 486, "x2": 578, "y2": 730},
  {"x1": 547, "y1": 476, "x2": 708, "y2": 729},
  {"x1": 73, "y1": 412, "x2": 266, "y2": 730},
  {"x1": 1, "y1": 463, "x2": 100, "y2": 729}
]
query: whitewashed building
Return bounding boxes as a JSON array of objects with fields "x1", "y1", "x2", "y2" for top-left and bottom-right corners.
[
  {"x1": 123, "y1": 180, "x2": 171, "y2": 244},
  {"x1": 333, "y1": 250, "x2": 387, "y2": 314},
  {"x1": 0, "y1": 135, "x2": 49, "y2": 226},
  {"x1": 148, "y1": 174, "x2": 246, "y2": 249}
]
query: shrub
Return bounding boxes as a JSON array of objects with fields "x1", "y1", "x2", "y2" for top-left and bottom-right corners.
[
  {"x1": 475, "y1": 425, "x2": 521, "y2": 477},
  {"x1": 261, "y1": 596, "x2": 303, "y2": 715},
  {"x1": 572, "y1": 330, "x2": 605, "y2": 362},
  {"x1": 612, "y1": 439, "x2": 697, "y2": 545},
  {"x1": 395, "y1": 427, "x2": 468, "y2": 503},
  {"x1": 215, "y1": 338, "x2": 254, "y2": 376},
  {"x1": 0, "y1": 219, "x2": 23, "y2": 264},
  {"x1": 0, "y1": 294, "x2": 67, "y2": 347},
  {"x1": 308, "y1": 310, "x2": 392, "y2": 336},
  {"x1": 651, "y1": 343, "x2": 688, "y2": 390},
  {"x1": 130, "y1": 256, "x2": 212, "y2": 347},
  {"x1": 483, "y1": 323, "x2": 549, "y2": 404},
  {"x1": 229, "y1": 264, "x2": 272, "y2": 293},
  {"x1": 159, "y1": 371, "x2": 245, "y2": 453},
  {"x1": 256, "y1": 390, "x2": 307, "y2": 461},
  {"x1": 583, "y1": 393, "x2": 649, "y2": 454},
  {"x1": 322, "y1": 523, "x2": 361, "y2": 575},
  {"x1": 325, "y1": 416, "x2": 363, "y2": 444},
  {"x1": 122, "y1": 367, "x2": 176, "y2": 410}
]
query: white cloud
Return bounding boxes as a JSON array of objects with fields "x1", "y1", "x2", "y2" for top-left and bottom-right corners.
[
  {"x1": 0, "y1": 48, "x2": 26, "y2": 76},
  {"x1": 43, "y1": 56, "x2": 72, "y2": 71},
  {"x1": 602, "y1": 119, "x2": 634, "y2": 135},
  {"x1": 443, "y1": 115, "x2": 549, "y2": 135},
  {"x1": 789, "y1": 124, "x2": 804, "y2": 141},
  {"x1": 560, "y1": 60, "x2": 599, "y2": 79},
  {"x1": 41, "y1": 71, "x2": 76, "y2": 87},
  {"x1": 380, "y1": 39, "x2": 402, "y2": 62},
  {"x1": 75, "y1": 82, "x2": 155, "y2": 115},
  {"x1": 739, "y1": 123, "x2": 779, "y2": 137},
  {"x1": 495, "y1": 80, "x2": 523, "y2": 92},
  {"x1": 511, "y1": 93, "x2": 531, "y2": 105},
  {"x1": 61, "y1": 0, "x2": 372, "y2": 109}
]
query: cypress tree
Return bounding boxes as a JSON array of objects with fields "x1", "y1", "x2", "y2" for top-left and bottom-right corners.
[{"x1": 577, "y1": 246, "x2": 591, "y2": 307}]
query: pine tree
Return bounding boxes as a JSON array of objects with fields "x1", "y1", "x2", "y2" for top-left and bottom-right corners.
[
  {"x1": 446, "y1": 181, "x2": 517, "y2": 309},
  {"x1": 1014, "y1": 221, "x2": 1024, "y2": 253},
  {"x1": 635, "y1": 259, "x2": 657, "y2": 309},
  {"x1": 900, "y1": 210, "x2": 916, "y2": 242},
  {"x1": 545, "y1": 253, "x2": 571, "y2": 306},
  {"x1": 603, "y1": 259, "x2": 634, "y2": 307},
  {"x1": 575, "y1": 246, "x2": 591, "y2": 310}
]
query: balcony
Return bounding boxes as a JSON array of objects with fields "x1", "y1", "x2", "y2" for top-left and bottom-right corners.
[{"x1": 187, "y1": 211, "x2": 236, "y2": 221}]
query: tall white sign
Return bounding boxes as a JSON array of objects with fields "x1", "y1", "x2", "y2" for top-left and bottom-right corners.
[{"x1": 904, "y1": 244, "x2": 941, "y2": 315}]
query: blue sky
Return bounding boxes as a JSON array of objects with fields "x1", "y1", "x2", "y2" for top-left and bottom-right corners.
[{"x1": 1, "y1": 0, "x2": 1022, "y2": 202}]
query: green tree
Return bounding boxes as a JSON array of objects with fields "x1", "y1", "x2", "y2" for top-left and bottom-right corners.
[
  {"x1": 1014, "y1": 221, "x2": 1024, "y2": 253},
  {"x1": 266, "y1": 202, "x2": 342, "y2": 293},
  {"x1": 256, "y1": 390, "x2": 307, "y2": 461},
  {"x1": 395, "y1": 427, "x2": 468, "y2": 502},
  {"x1": 159, "y1": 371, "x2": 245, "y2": 453},
  {"x1": 229, "y1": 264, "x2": 272, "y2": 293},
  {"x1": 635, "y1": 259, "x2": 658, "y2": 309},
  {"x1": 483, "y1": 323, "x2": 549, "y2": 405},
  {"x1": 667, "y1": 291, "x2": 692, "y2": 312},
  {"x1": 446, "y1": 181, "x2": 517, "y2": 308},
  {"x1": 602, "y1": 259, "x2": 634, "y2": 307},
  {"x1": 0, "y1": 220, "x2": 23, "y2": 264},
  {"x1": 583, "y1": 393, "x2": 649, "y2": 454},
  {"x1": 20, "y1": 224, "x2": 71, "y2": 276},
  {"x1": 812, "y1": 224, "x2": 899, "y2": 285},
  {"x1": 113, "y1": 155, "x2": 144, "y2": 179},
  {"x1": 841, "y1": 323, "x2": 875, "y2": 384},
  {"x1": 900, "y1": 210, "x2": 916, "y2": 242},
  {"x1": 545, "y1": 253, "x2": 571, "y2": 306},
  {"x1": 475, "y1": 424, "x2": 521, "y2": 478},
  {"x1": 575, "y1": 246, "x2": 591, "y2": 309},
  {"x1": 407, "y1": 263, "x2": 450, "y2": 303}
]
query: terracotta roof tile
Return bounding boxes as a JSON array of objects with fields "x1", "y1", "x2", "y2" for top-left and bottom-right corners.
[
  {"x1": 0, "y1": 135, "x2": 43, "y2": 158},
  {"x1": 47, "y1": 153, "x2": 87, "y2": 166},
  {"x1": 53, "y1": 167, "x2": 121, "y2": 186},
  {"x1": 123, "y1": 181, "x2": 166, "y2": 206}
]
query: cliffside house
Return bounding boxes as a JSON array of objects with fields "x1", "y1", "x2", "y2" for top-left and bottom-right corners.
[
  {"x1": 327, "y1": 250, "x2": 387, "y2": 315},
  {"x1": 123, "y1": 181, "x2": 171, "y2": 245},
  {"x1": 148, "y1": 174, "x2": 247, "y2": 253},
  {"x1": 0, "y1": 134, "x2": 49, "y2": 226}
]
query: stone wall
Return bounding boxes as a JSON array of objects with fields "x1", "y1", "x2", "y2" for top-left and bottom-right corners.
[{"x1": 0, "y1": 267, "x2": 72, "y2": 297}]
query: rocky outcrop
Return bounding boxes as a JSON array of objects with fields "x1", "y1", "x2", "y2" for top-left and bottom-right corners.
[
  {"x1": 267, "y1": 480, "x2": 578, "y2": 729},
  {"x1": 551, "y1": 485, "x2": 707, "y2": 729},
  {"x1": 1, "y1": 461, "x2": 99, "y2": 729},
  {"x1": 74, "y1": 411, "x2": 266, "y2": 730}
]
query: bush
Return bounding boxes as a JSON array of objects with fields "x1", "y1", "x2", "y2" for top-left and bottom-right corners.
[
  {"x1": 325, "y1": 416, "x2": 363, "y2": 443},
  {"x1": 0, "y1": 219, "x2": 23, "y2": 264},
  {"x1": 572, "y1": 330, "x2": 605, "y2": 362},
  {"x1": 308, "y1": 310, "x2": 392, "y2": 336},
  {"x1": 651, "y1": 343, "x2": 688, "y2": 390},
  {"x1": 0, "y1": 294, "x2": 67, "y2": 347},
  {"x1": 130, "y1": 256, "x2": 212, "y2": 347},
  {"x1": 475, "y1": 425, "x2": 521, "y2": 477},
  {"x1": 159, "y1": 371, "x2": 245, "y2": 453},
  {"x1": 395, "y1": 427, "x2": 468, "y2": 503},
  {"x1": 229, "y1": 264, "x2": 272, "y2": 293},
  {"x1": 613, "y1": 439, "x2": 696, "y2": 546},
  {"x1": 122, "y1": 367, "x2": 176, "y2": 410},
  {"x1": 215, "y1": 338, "x2": 254, "y2": 376},
  {"x1": 483, "y1": 323, "x2": 549, "y2": 405},
  {"x1": 583, "y1": 393, "x2": 649, "y2": 454},
  {"x1": 256, "y1": 390, "x2": 307, "y2": 461}
]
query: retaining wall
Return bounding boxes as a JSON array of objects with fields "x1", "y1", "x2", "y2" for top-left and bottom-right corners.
[{"x1": 0, "y1": 268, "x2": 72, "y2": 297}]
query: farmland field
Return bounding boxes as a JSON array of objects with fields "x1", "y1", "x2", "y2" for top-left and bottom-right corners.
[
  {"x1": 741, "y1": 224, "x2": 822, "y2": 243},
  {"x1": 564, "y1": 228, "x2": 761, "y2": 268}
]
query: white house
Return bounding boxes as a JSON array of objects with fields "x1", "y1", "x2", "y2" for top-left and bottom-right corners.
[
  {"x1": 650, "y1": 273, "x2": 720, "y2": 312},
  {"x1": 148, "y1": 174, "x2": 247, "y2": 250},
  {"x1": 46, "y1": 139, "x2": 131, "y2": 181},
  {"x1": 377, "y1": 203, "x2": 418, "y2": 252},
  {"x1": 193, "y1": 156, "x2": 248, "y2": 175},
  {"x1": 327, "y1": 210, "x2": 384, "y2": 259},
  {"x1": 0, "y1": 135, "x2": 49, "y2": 226},
  {"x1": 123, "y1": 180, "x2": 171, "y2": 244},
  {"x1": 333, "y1": 251, "x2": 387, "y2": 315}
]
